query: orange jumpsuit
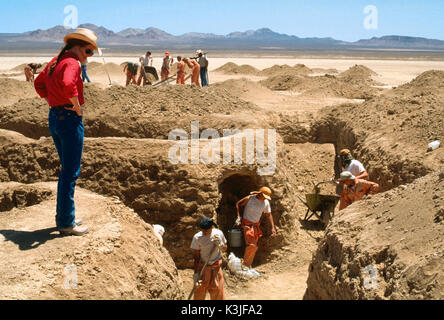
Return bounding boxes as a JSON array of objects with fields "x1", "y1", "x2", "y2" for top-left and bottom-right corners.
[
  {"x1": 194, "y1": 259, "x2": 226, "y2": 300},
  {"x1": 161, "y1": 56, "x2": 171, "y2": 81},
  {"x1": 190, "y1": 60, "x2": 200, "y2": 87},
  {"x1": 24, "y1": 65, "x2": 36, "y2": 82},
  {"x1": 124, "y1": 64, "x2": 138, "y2": 87},
  {"x1": 186, "y1": 60, "x2": 201, "y2": 87},
  {"x1": 339, "y1": 179, "x2": 379, "y2": 210},
  {"x1": 176, "y1": 61, "x2": 186, "y2": 85},
  {"x1": 241, "y1": 218, "x2": 263, "y2": 268}
]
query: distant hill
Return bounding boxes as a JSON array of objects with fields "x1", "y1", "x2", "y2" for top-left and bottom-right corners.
[
  {"x1": 1, "y1": 24, "x2": 444, "y2": 51},
  {"x1": 351, "y1": 35, "x2": 444, "y2": 49}
]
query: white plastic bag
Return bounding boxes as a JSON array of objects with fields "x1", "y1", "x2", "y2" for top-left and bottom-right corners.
[{"x1": 228, "y1": 253, "x2": 260, "y2": 279}]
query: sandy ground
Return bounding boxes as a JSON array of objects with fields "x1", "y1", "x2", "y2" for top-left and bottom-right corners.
[
  {"x1": 1, "y1": 52, "x2": 442, "y2": 300},
  {"x1": 2, "y1": 55, "x2": 444, "y2": 87}
]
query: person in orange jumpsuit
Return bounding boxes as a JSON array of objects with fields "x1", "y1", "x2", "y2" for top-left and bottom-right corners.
[
  {"x1": 123, "y1": 62, "x2": 138, "y2": 86},
  {"x1": 176, "y1": 56, "x2": 186, "y2": 85},
  {"x1": 338, "y1": 171, "x2": 379, "y2": 211},
  {"x1": 184, "y1": 58, "x2": 201, "y2": 87},
  {"x1": 24, "y1": 63, "x2": 42, "y2": 82},
  {"x1": 161, "y1": 52, "x2": 173, "y2": 81},
  {"x1": 191, "y1": 217, "x2": 227, "y2": 300},
  {"x1": 235, "y1": 187, "x2": 276, "y2": 268}
]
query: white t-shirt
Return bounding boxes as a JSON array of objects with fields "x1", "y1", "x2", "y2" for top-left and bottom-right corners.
[
  {"x1": 140, "y1": 55, "x2": 153, "y2": 67},
  {"x1": 344, "y1": 160, "x2": 366, "y2": 178},
  {"x1": 243, "y1": 196, "x2": 271, "y2": 224},
  {"x1": 190, "y1": 229, "x2": 227, "y2": 264}
]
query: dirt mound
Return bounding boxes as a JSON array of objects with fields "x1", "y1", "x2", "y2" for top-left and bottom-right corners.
[
  {"x1": 339, "y1": 64, "x2": 381, "y2": 85},
  {"x1": 261, "y1": 73, "x2": 380, "y2": 99},
  {"x1": 0, "y1": 83, "x2": 261, "y2": 140},
  {"x1": 395, "y1": 70, "x2": 444, "y2": 95},
  {"x1": 213, "y1": 78, "x2": 274, "y2": 99},
  {"x1": 0, "y1": 181, "x2": 185, "y2": 299},
  {"x1": 305, "y1": 171, "x2": 444, "y2": 300},
  {"x1": 259, "y1": 64, "x2": 312, "y2": 77},
  {"x1": 87, "y1": 62, "x2": 124, "y2": 77},
  {"x1": 0, "y1": 78, "x2": 39, "y2": 106},
  {"x1": 215, "y1": 62, "x2": 260, "y2": 75}
]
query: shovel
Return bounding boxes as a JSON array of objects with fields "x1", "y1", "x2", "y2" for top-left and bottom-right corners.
[
  {"x1": 187, "y1": 243, "x2": 219, "y2": 300},
  {"x1": 98, "y1": 48, "x2": 117, "y2": 86}
]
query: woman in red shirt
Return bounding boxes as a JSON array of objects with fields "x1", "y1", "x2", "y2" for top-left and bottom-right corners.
[{"x1": 34, "y1": 28, "x2": 99, "y2": 236}]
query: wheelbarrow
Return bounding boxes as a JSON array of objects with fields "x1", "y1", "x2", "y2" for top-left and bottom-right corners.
[{"x1": 297, "y1": 193, "x2": 340, "y2": 226}]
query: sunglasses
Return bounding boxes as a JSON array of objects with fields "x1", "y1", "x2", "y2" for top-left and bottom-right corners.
[{"x1": 85, "y1": 48, "x2": 94, "y2": 56}]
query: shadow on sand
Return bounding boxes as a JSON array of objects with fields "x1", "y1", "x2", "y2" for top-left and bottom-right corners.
[{"x1": 0, "y1": 228, "x2": 63, "y2": 250}]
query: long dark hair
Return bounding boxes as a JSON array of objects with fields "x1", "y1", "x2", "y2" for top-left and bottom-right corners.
[{"x1": 49, "y1": 38, "x2": 90, "y2": 76}]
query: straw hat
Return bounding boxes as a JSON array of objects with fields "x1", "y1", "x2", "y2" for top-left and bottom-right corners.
[
  {"x1": 251, "y1": 187, "x2": 272, "y2": 201},
  {"x1": 64, "y1": 28, "x2": 99, "y2": 51},
  {"x1": 339, "y1": 149, "x2": 352, "y2": 156}
]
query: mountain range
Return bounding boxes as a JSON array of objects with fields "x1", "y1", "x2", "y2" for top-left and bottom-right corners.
[{"x1": 2, "y1": 23, "x2": 444, "y2": 51}]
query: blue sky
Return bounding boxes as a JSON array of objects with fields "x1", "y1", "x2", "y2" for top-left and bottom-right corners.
[{"x1": 0, "y1": 0, "x2": 443, "y2": 41}]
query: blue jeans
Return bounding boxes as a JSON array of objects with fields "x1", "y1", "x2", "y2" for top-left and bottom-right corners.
[
  {"x1": 200, "y1": 67, "x2": 208, "y2": 87},
  {"x1": 81, "y1": 65, "x2": 91, "y2": 83},
  {"x1": 49, "y1": 108, "x2": 84, "y2": 229}
]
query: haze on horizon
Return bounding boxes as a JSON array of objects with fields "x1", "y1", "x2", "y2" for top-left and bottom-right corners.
[{"x1": 0, "y1": 0, "x2": 443, "y2": 42}]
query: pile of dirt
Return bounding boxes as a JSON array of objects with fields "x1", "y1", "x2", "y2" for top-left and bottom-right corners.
[
  {"x1": 305, "y1": 171, "x2": 444, "y2": 300},
  {"x1": 0, "y1": 131, "x2": 299, "y2": 269},
  {"x1": 0, "y1": 83, "x2": 261, "y2": 140},
  {"x1": 338, "y1": 64, "x2": 381, "y2": 85},
  {"x1": 311, "y1": 70, "x2": 444, "y2": 191},
  {"x1": 0, "y1": 181, "x2": 185, "y2": 299},
  {"x1": 259, "y1": 64, "x2": 313, "y2": 77},
  {"x1": 215, "y1": 62, "x2": 260, "y2": 75},
  {"x1": 87, "y1": 62, "x2": 124, "y2": 77},
  {"x1": 261, "y1": 73, "x2": 380, "y2": 99},
  {"x1": 0, "y1": 78, "x2": 39, "y2": 106}
]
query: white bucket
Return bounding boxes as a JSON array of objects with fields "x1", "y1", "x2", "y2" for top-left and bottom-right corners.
[{"x1": 228, "y1": 229, "x2": 243, "y2": 248}]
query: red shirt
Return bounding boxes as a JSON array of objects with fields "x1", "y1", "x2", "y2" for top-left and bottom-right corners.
[{"x1": 34, "y1": 51, "x2": 84, "y2": 107}]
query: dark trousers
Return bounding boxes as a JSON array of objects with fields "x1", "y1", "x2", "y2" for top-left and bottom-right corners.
[
  {"x1": 200, "y1": 67, "x2": 208, "y2": 87},
  {"x1": 49, "y1": 108, "x2": 84, "y2": 229}
]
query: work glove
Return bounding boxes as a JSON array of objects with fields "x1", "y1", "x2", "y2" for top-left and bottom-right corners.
[
  {"x1": 235, "y1": 216, "x2": 242, "y2": 227},
  {"x1": 211, "y1": 234, "x2": 224, "y2": 248}
]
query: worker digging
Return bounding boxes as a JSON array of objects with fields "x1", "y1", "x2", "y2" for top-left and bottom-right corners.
[
  {"x1": 190, "y1": 217, "x2": 227, "y2": 300},
  {"x1": 338, "y1": 171, "x2": 380, "y2": 210},
  {"x1": 24, "y1": 63, "x2": 42, "y2": 82},
  {"x1": 123, "y1": 61, "x2": 139, "y2": 86}
]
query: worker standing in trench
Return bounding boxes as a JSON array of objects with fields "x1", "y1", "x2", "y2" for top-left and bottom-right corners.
[
  {"x1": 339, "y1": 149, "x2": 369, "y2": 183},
  {"x1": 191, "y1": 217, "x2": 227, "y2": 300},
  {"x1": 235, "y1": 187, "x2": 277, "y2": 268},
  {"x1": 34, "y1": 28, "x2": 99, "y2": 236}
]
